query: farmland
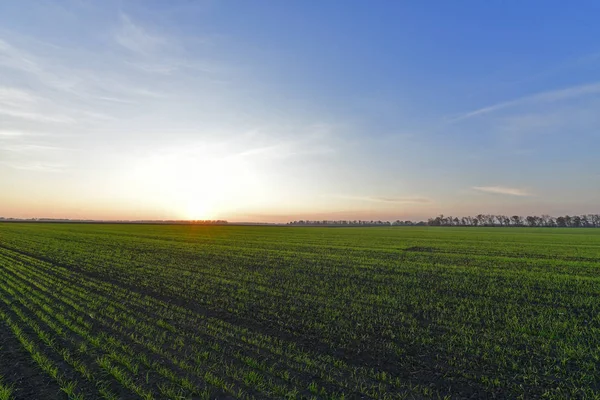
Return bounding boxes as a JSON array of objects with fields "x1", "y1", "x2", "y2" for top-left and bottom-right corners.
[{"x1": 0, "y1": 223, "x2": 599, "y2": 399}]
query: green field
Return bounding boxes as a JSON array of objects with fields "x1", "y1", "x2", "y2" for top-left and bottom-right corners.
[{"x1": 1, "y1": 223, "x2": 599, "y2": 399}]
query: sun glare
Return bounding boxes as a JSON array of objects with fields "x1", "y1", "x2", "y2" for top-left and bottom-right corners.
[
  {"x1": 129, "y1": 146, "x2": 260, "y2": 221},
  {"x1": 184, "y1": 199, "x2": 214, "y2": 220}
]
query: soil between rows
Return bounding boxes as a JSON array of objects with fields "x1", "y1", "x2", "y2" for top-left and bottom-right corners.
[{"x1": 0, "y1": 318, "x2": 65, "y2": 400}]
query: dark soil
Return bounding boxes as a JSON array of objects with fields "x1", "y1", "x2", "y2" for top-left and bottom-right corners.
[{"x1": 0, "y1": 319, "x2": 65, "y2": 400}]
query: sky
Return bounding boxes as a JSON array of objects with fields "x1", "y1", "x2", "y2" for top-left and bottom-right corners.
[{"x1": 1, "y1": 1, "x2": 600, "y2": 222}]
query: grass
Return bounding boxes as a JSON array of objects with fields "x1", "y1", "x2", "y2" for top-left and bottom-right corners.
[
  {"x1": 0, "y1": 376, "x2": 14, "y2": 400},
  {"x1": 0, "y1": 223, "x2": 599, "y2": 398}
]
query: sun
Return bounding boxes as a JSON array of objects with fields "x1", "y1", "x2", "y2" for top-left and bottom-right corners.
[
  {"x1": 129, "y1": 144, "x2": 264, "y2": 221},
  {"x1": 184, "y1": 199, "x2": 214, "y2": 221}
]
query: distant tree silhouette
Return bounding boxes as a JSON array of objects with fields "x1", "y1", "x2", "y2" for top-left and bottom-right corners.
[{"x1": 287, "y1": 214, "x2": 600, "y2": 228}]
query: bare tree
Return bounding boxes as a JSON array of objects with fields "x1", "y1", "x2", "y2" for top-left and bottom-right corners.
[
  {"x1": 511, "y1": 215, "x2": 523, "y2": 226},
  {"x1": 495, "y1": 215, "x2": 505, "y2": 226},
  {"x1": 418, "y1": 213, "x2": 600, "y2": 228}
]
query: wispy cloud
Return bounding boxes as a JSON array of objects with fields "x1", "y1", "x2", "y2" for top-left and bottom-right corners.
[
  {"x1": 0, "y1": 38, "x2": 80, "y2": 92},
  {"x1": 115, "y1": 14, "x2": 167, "y2": 55},
  {"x1": 0, "y1": 161, "x2": 66, "y2": 172},
  {"x1": 237, "y1": 142, "x2": 335, "y2": 159},
  {"x1": 0, "y1": 85, "x2": 82, "y2": 123},
  {"x1": 472, "y1": 186, "x2": 531, "y2": 196},
  {"x1": 451, "y1": 82, "x2": 600, "y2": 123},
  {"x1": 0, "y1": 36, "x2": 165, "y2": 108},
  {"x1": 236, "y1": 143, "x2": 289, "y2": 158},
  {"x1": 0, "y1": 86, "x2": 76, "y2": 123},
  {"x1": 0, "y1": 130, "x2": 26, "y2": 137},
  {"x1": 0, "y1": 106, "x2": 75, "y2": 123},
  {"x1": 0, "y1": 86, "x2": 38, "y2": 105},
  {"x1": 221, "y1": 123, "x2": 340, "y2": 160},
  {"x1": 0, "y1": 144, "x2": 71, "y2": 153},
  {"x1": 0, "y1": 141, "x2": 72, "y2": 173},
  {"x1": 115, "y1": 14, "x2": 224, "y2": 79},
  {"x1": 331, "y1": 195, "x2": 432, "y2": 204},
  {"x1": 126, "y1": 61, "x2": 178, "y2": 74},
  {"x1": 371, "y1": 196, "x2": 432, "y2": 204},
  {"x1": 0, "y1": 39, "x2": 40, "y2": 76},
  {"x1": 94, "y1": 95, "x2": 136, "y2": 105}
]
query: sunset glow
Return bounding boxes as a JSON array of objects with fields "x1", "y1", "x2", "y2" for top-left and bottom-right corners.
[{"x1": 1, "y1": 2, "x2": 599, "y2": 222}]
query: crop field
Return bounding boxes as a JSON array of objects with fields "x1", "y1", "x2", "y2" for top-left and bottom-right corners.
[{"x1": 0, "y1": 223, "x2": 599, "y2": 399}]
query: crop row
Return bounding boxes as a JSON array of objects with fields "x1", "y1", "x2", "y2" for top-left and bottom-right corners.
[
  {"x1": 0, "y1": 245, "x2": 433, "y2": 399},
  {"x1": 1, "y1": 223, "x2": 600, "y2": 398}
]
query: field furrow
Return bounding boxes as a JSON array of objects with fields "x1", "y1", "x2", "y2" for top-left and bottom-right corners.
[{"x1": 1, "y1": 223, "x2": 600, "y2": 398}]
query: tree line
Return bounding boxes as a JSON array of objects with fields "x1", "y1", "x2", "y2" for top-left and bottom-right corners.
[
  {"x1": 427, "y1": 214, "x2": 600, "y2": 227},
  {"x1": 287, "y1": 220, "x2": 427, "y2": 226},
  {"x1": 288, "y1": 214, "x2": 600, "y2": 227}
]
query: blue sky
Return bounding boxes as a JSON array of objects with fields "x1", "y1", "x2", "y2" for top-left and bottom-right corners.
[{"x1": 1, "y1": 1, "x2": 600, "y2": 221}]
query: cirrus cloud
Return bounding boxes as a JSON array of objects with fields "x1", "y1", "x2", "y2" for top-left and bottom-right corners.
[
  {"x1": 329, "y1": 194, "x2": 433, "y2": 204},
  {"x1": 450, "y1": 81, "x2": 600, "y2": 123},
  {"x1": 472, "y1": 186, "x2": 531, "y2": 197}
]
